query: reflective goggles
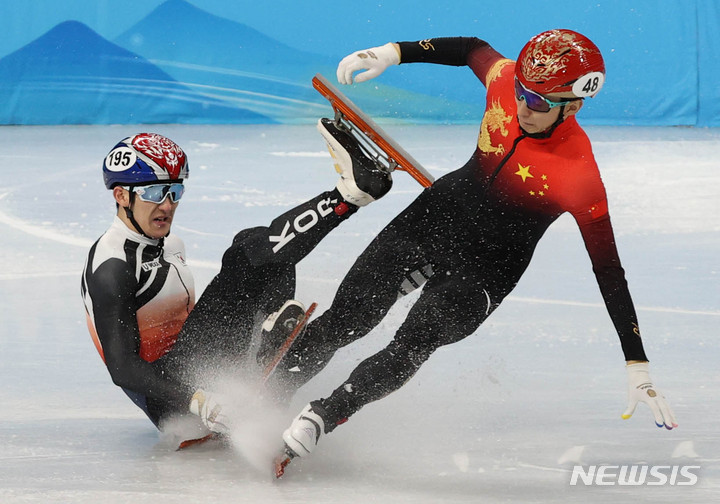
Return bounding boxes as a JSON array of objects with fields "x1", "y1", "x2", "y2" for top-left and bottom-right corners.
[
  {"x1": 123, "y1": 183, "x2": 185, "y2": 204},
  {"x1": 514, "y1": 78, "x2": 579, "y2": 113}
]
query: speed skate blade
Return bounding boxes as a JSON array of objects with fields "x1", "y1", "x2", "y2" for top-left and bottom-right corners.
[
  {"x1": 262, "y1": 302, "x2": 318, "y2": 383},
  {"x1": 176, "y1": 432, "x2": 223, "y2": 451},
  {"x1": 273, "y1": 447, "x2": 296, "y2": 479},
  {"x1": 312, "y1": 73, "x2": 435, "y2": 188}
]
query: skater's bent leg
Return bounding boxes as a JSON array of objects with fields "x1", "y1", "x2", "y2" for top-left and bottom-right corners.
[
  {"x1": 165, "y1": 186, "x2": 358, "y2": 376},
  {"x1": 319, "y1": 337, "x2": 435, "y2": 430},
  {"x1": 314, "y1": 267, "x2": 506, "y2": 430},
  {"x1": 163, "y1": 225, "x2": 299, "y2": 382},
  {"x1": 274, "y1": 228, "x2": 431, "y2": 390},
  {"x1": 243, "y1": 189, "x2": 359, "y2": 267}
]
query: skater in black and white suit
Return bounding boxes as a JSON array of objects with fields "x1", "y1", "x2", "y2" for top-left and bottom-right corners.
[{"x1": 81, "y1": 124, "x2": 391, "y2": 435}]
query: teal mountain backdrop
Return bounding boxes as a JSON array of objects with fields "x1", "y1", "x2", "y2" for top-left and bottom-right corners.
[{"x1": 0, "y1": 0, "x2": 717, "y2": 126}]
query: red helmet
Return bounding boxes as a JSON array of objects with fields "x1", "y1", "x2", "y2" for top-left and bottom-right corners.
[{"x1": 516, "y1": 29, "x2": 605, "y2": 98}]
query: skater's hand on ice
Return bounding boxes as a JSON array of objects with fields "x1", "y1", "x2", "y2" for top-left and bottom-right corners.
[
  {"x1": 337, "y1": 43, "x2": 400, "y2": 84},
  {"x1": 622, "y1": 362, "x2": 677, "y2": 430},
  {"x1": 189, "y1": 389, "x2": 230, "y2": 434}
]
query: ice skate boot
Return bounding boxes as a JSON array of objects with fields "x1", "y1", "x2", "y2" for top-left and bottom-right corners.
[
  {"x1": 283, "y1": 401, "x2": 327, "y2": 457},
  {"x1": 318, "y1": 117, "x2": 393, "y2": 206},
  {"x1": 274, "y1": 401, "x2": 335, "y2": 478},
  {"x1": 257, "y1": 300, "x2": 307, "y2": 372}
]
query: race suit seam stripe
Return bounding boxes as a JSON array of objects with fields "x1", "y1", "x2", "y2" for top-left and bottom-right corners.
[
  {"x1": 169, "y1": 262, "x2": 192, "y2": 313},
  {"x1": 485, "y1": 133, "x2": 528, "y2": 191},
  {"x1": 136, "y1": 255, "x2": 172, "y2": 306}
]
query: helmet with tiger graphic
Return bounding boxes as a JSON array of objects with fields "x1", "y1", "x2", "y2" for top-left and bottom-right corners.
[
  {"x1": 516, "y1": 29, "x2": 605, "y2": 98},
  {"x1": 103, "y1": 133, "x2": 189, "y2": 189}
]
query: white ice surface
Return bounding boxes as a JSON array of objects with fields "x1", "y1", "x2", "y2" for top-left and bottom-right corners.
[{"x1": 0, "y1": 124, "x2": 718, "y2": 503}]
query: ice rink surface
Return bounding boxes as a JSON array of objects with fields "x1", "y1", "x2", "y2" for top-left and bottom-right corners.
[{"x1": 0, "y1": 123, "x2": 718, "y2": 503}]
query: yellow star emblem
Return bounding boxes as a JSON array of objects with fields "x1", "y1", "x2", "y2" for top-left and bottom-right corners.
[{"x1": 515, "y1": 164, "x2": 534, "y2": 182}]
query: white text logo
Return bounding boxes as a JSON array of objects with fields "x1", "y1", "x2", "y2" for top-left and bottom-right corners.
[
  {"x1": 570, "y1": 465, "x2": 700, "y2": 486},
  {"x1": 141, "y1": 259, "x2": 162, "y2": 271},
  {"x1": 269, "y1": 198, "x2": 335, "y2": 253}
]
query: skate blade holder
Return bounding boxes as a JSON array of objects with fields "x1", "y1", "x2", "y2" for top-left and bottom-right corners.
[{"x1": 332, "y1": 110, "x2": 398, "y2": 175}]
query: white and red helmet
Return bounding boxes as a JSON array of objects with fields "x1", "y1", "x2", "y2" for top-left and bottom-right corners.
[{"x1": 516, "y1": 29, "x2": 605, "y2": 98}]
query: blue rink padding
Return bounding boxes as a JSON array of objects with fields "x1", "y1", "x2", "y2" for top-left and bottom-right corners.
[{"x1": 0, "y1": 0, "x2": 717, "y2": 126}]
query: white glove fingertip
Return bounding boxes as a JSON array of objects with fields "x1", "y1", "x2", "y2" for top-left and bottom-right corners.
[
  {"x1": 663, "y1": 398, "x2": 679, "y2": 428},
  {"x1": 646, "y1": 399, "x2": 664, "y2": 426},
  {"x1": 336, "y1": 56, "x2": 354, "y2": 84},
  {"x1": 338, "y1": 64, "x2": 355, "y2": 85},
  {"x1": 621, "y1": 401, "x2": 637, "y2": 420},
  {"x1": 338, "y1": 65, "x2": 352, "y2": 85},
  {"x1": 660, "y1": 403, "x2": 678, "y2": 430}
]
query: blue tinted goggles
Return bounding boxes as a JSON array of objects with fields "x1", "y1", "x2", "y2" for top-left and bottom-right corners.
[
  {"x1": 124, "y1": 183, "x2": 185, "y2": 204},
  {"x1": 514, "y1": 78, "x2": 579, "y2": 113}
]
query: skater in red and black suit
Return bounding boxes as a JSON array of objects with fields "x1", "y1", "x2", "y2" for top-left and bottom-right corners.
[
  {"x1": 81, "y1": 123, "x2": 392, "y2": 437},
  {"x1": 275, "y1": 30, "x2": 677, "y2": 464}
]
